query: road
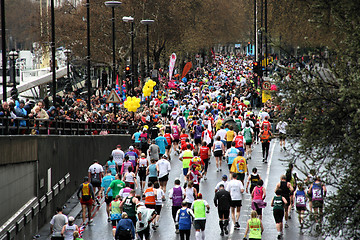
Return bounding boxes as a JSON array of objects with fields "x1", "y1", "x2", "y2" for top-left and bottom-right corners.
[{"x1": 81, "y1": 139, "x2": 319, "y2": 240}]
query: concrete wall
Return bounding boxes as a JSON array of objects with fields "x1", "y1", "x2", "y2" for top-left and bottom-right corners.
[{"x1": 0, "y1": 135, "x2": 131, "y2": 240}]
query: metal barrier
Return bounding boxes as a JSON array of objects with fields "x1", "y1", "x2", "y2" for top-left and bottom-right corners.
[{"x1": 0, "y1": 117, "x2": 136, "y2": 136}]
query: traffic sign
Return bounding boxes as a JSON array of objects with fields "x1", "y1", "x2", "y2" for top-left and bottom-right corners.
[
  {"x1": 106, "y1": 89, "x2": 122, "y2": 103},
  {"x1": 262, "y1": 90, "x2": 271, "y2": 103},
  {"x1": 262, "y1": 81, "x2": 271, "y2": 90}
]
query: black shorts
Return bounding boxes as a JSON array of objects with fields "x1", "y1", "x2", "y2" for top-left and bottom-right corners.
[
  {"x1": 161, "y1": 113, "x2": 167, "y2": 117},
  {"x1": 194, "y1": 219, "x2": 206, "y2": 230},
  {"x1": 145, "y1": 204, "x2": 156, "y2": 209},
  {"x1": 296, "y1": 206, "x2": 306, "y2": 212},
  {"x1": 313, "y1": 200, "x2": 324, "y2": 209},
  {"x1": 237, "y1": 173, "x2": 245, "y2": 181},
  {"x1": 279, "y1": 133, "x2": 286, "y2": 140},
  {"x1": 138, "y1": 170, "x2": 147, "y2": 181},
  {"x1": 148, "y1": 177, "x2": 158, "y2": 184},
  {"x1": 226, "y1": 141, "x2": 232, "y2": 149},
  {"x1": 214, "y1": 150, "x2": 223, "y2": 157},
  {"x1": 155, "y1": 205, "x2": 162, "y2": 215},
  {"x1": 112, "y1": 219, "x2": 120, "y2": 227},
  {"x1": 137, "y1": 225, "x2": 150, "y2": 240},
  {"x1": 273, "y1": 209, "x2": 284, "y2": 223},
  {"x1": 217, "y1": 209, "x2": 230, "y2": 219},
  {"x1": 230, "y1": 200, "x2": 242, "y2": 208},
  {"x1": 159, "y1": 174, "x2": 169, "y2": 182},
  {"x1": 172, "y1": 205, "x2": 182, "y2": 221},
  {"x1": 173, "y1": 138, "x2": 180, "y2": 143},
  {"x1": 194, "y1": 138, "x2": 202, "y2": 145},
  {"x1": 105, "y1": 196, "x2": 113, "y2": 205},
  {"x1": 91, "y1": 180, "x2": 101, "y2": 188},
  {"x1": 166, "y1": 144, "x2": 172, "y2": 150}
]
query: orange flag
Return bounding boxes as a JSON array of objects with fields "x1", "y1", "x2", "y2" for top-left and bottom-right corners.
[{"x1": 181, "y1": 62, "x2": 192, "y2": 79}]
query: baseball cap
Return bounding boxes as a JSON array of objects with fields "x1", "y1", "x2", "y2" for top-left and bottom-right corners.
[
  {"x1": 197, "y1": 193, "x2": 202, "y2": 198},
  {"x1": 129, "y1": 146, "x2": 134, "y2": 150},
  {"x1": 162, "y1": 155, "x2": 168, "y2": 159},
  {"x1": 222, "y1": 175, "x2": 228, "y2": 180},
  {"x1": 68, "y1": 216, "x2": 75, "y2": 222},
  {"x1": 116, "y1": 144, "x2": 121, "y2": 148}
]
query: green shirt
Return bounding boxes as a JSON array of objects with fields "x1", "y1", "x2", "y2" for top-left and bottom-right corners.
[
  {"x1": 249, "y1": 218, "x2": 262, "y2": 239},
  {"x1": 109, "y1": 179, "x2": 125, "y2": 197},
  {"x1": 111, "y1": 200, "x2": 122, "y2": 215},
  {"x1": 273, "y1": 195, "x2": 284, "y2": 210},
  {"x1": 182, "y1": 150, "x2": 193, "y2": 169},
  {"x1": 123, "y1": 196, "x2": 136, "y2": 217},
  {"x1": 193, "y1": 200, "x2": 207, "y2": 220},
  {"x1": 160, "y1": 103, "x2": 168, "y2": 114},
  {"x1": 184, "y1": 109, "x2": 190, "y2": 120}
]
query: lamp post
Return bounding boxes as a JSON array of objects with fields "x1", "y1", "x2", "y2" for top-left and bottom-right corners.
[
  {"x1": 8, "y1": 49, "x2": 18, "y2": 97},
  {"x1": 86, "y1": 0, "x2": 91, "y2": 109},
  {"x1": 122, "y1": 16, "x2": 134, "y2": 95},
  {"x1": 105, "y1": 1, "x2": 121, "y2": 87},
  {"x1": 140, "y1": 19, "x2": 154, "y2": 78},
  {"x1": 1, "y1": 0, "x2": 7, "y2": 102},
  {"x1": 51, "y1": 0, "x2": 56, "y2": 106},
  {"x1": 64, "y1": 49, "x2": 71, "y2": 79}
]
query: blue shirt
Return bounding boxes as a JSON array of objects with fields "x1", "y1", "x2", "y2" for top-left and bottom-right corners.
[
  {"x1": 134, "y1": 132, "x2": 141, "y2": 143},
  {"x1": 107, "y1": 160, "x2": 117, "y2": 176},
  {"x1": 155, "y1": 136, "x2": 168, "y2": 155},
  {"x1": 101, "y1": 175, "x2": 115, "y2": 197},
  {"x1": 115, "y1": 218, "x2": 135, "y2": 239},
  {"x1": 148, "y1": 164, "x2": 158, "y2": 178}
]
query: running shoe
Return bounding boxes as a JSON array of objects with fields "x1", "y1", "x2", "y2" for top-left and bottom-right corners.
[
  {"x1": 204, "y1": 176, "x2": 207, "y2": 180},
  {"x1": 234, "y1": 222, "x2": 240, "y2": 229},
  {"x1": 220, "y1": 231, "x2": 224, "y2": 236}
]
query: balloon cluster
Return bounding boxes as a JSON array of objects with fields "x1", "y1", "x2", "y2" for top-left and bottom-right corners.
[
  {"x1": 124, "y1": 96, "x2": 141, "y2": 112},
  {"x1": 143, "y1": 79, "x2": 157, "y2": 97}
]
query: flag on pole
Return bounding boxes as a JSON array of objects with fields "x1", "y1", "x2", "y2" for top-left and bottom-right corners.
[
  {"x1": 169, "y1": 53, "x2": 176, "y2": 81},
  {"x1": 181, "y1": 62, "x2": 192, "y2": 79}
]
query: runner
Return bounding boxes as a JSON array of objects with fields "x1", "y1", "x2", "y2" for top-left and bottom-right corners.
[
  {"x1": 120, "y1": 190, "x2": 139, "y2": 226},
  {"x1": 246, "y1": 167, "x2": 261, "y2": 195},
  {"x1": 137, "y1": 153, "x2": 149, "y2": 191},
  {"x1": 164, "y1": 128, "x2": 174, "y2": 159},
  {"x1": 112, "y1": 144, "x2": 125, "y2": 173},
  {"x1": 308, "y1": 176, "x2": 326, "y2": 228},
  {"x1": 242, "y1": 120, "x2": 254, "y2": 160},
  {"x1": 259, "y1": 125, "x2": 272, "y2": 163},
  {"x1": 123, "y1": 166, "x2": 138, "y2": 189},
  {"x1": 199, "y1": 141, "x2": 210, "y2": 180},
  {"x1": 50, "y1": 207, "x2": 68, "y2": 240},
  {"x1": 215, "y1": 175, "x2": 229, "y2": 192},
  {"x1": 109, "y1": 195, "x2": 122, "y2": 237},
  {"x1": 243, "y1": 210, "x2": 264, "y2": 240},
  {"x1": 271, "y1": 189, "x2": 288, "y2": 239},
  {"x1": 191, "y1": 193, "x2": 210, "y2": 240},
  {"x1": 105, "y1": 174, "x2": 126, "y2": 201},
  {"x1": 187, "y1": 164, "x2": 203, "y2": 194},
  {"x1": 179, "y1": 144, "x2": 194, "y2": 181},
  {"x1": 193, "y1": 121, "x2": 203, "y2": 152},
  {"x1": 225, "y1": 142, "x2": 239, "y2": 170},
  {"x1": 213, "y1": 184, "x2": 231, "y2": 236},
  {"x1": 175, "y1": 201, "x2": 195, "y2": 240},
  {"x1": 154, "y1": 182, "x2": 165, "y2": 228},
  {"x1": 114, "y1": 212, "x2": 135, "y2": 240},
  {"x1": 88, "y1": 159, "x2": 104, "y2": 205},
  {"x1": 101, "y1": 170, "x2": 115, "y2": 221},
  {"x1": 251, "y1": 180, "x2": 266, "y2": 220},
  {"x1": 148, "y1": 139, "x2": 160, "y2": 161},
  {"x1": 124, "y1": 146, "x2": 139, "y2": 170},
  {"x1": 275, "y1": 175, "x2": 293, "y2": 228},
  {"x1": 105, "y1": 155, "x2": 118, "y2": 176},
  {"x1": 155, "y1": 132, "x2": 168, "y2": 158},
  {"x1": 225, "y1": 125, "x2": 236, "y2": 149},
  {"x1": 119, "y1": 183, "x2": 132, "y2": 200},
  {"x1": 61, "y1": 216, "x2": 78, "y2": 240},
  {"x1": 136, "y1": 202, "x2": 157, "y2": 240},
  {"x1": 226, "y1": 172, "x2": 245, "y2": 230},
  {"x1": 212, "y1": 136, "x2": 225, "y2": 172},
  {"x1": 230, "y1": 152, "x2": 249, "y2": 185},
  {"x1": 146, "y1": 159, "x2": 158, "y2": 184},
  {"x1": 234, "y1": 131, "x2": 245, "y2": 156},
  {"x1": 294, "y1": 183, "x2": 307, "y2": 229},
  {"x1": 276, "y1": 120, "x2": 288, "y2": 151},
  {"x1": 169, "y1": 179, "x2": 185, "y2": 234},
  {"x1": 77, "y1": 176, "x2": 95, "y2": 224},
  {"x1": 157, "y1": 155, "x2": 171, "y2": 192},
  {"x1": 184, "y1": 181, "x2": 197, "y2": 208}
]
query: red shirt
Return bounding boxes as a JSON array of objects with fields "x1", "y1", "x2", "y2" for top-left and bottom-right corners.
[
  {"x1": 164, "y1": 133, "x2": 172, "y2": 145},
  {"x1": 234, "y1": 135, "x2": 244, "y2": 148},
  {"x1": 261, "y1": 120, "x2": 271, "y2": 130},
  {"x1": 181, "y1": 142, "x2": 194, "y2": 151},
  {"x1": 199, "y1": 146, "x2": 210, "y2": 160},
  {"x1": 180, "y1": 134, "x2": 189, "y2": 145}
]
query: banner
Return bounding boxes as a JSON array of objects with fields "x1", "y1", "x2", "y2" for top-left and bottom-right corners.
[
  {"x1": 181, "y1": 62, "x2": 192, "y2": 79},
  {"x1": 169, "y1": 53, "x2": 176, "y2": 81}
]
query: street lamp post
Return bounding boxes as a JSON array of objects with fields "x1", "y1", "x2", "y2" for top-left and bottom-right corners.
[
  {"x1": 8, "y1": 49, "x2": 18, "y2": 97},
  {"x1": 122, "y1": 16, "x2": 134, "y2": 95},
  {"x1": 51, "y1": 0, "x2": 56, "y2": 106},
  {"x1": 86, "y1": 0, "x2": 91, "y2": 109},
  {"x1": 64, "y1": 49, "x2": 71, "y2": 79},
  {"x1": 1, "y1": 0, "x2": 7, "y2": 102},
  {"x1": 105, "y1": 1, "x2": 122, "y2": 87},
  {"x1": 140, "y1": 19, "x2": 154, "y2": 78}
]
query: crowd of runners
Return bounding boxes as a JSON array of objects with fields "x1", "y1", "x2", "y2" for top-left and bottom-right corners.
[{"x1": 50, "y1": 54, "x2": 327, "y2": 240}]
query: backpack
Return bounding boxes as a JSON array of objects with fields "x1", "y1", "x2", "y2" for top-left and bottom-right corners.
[{"x1": 260, "y1": 130, "x2": 270, "y2": 143}]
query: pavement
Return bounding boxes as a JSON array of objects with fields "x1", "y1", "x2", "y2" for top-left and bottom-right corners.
[{"x1": 77, "y1": 138, "x2": 320, "y2": 240}]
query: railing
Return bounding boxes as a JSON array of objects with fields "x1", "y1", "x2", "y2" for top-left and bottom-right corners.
[{"x1": 0, "y1": 117, "x2": 136, "y2": 136}]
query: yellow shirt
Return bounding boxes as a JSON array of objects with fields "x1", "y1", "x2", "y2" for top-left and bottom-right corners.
[
  {"x1": 226, "y1": 130, "x2": 235, "y2": 141},
  {"x1": 230, "y1": 156, "x2": 247, "y2": 174}
]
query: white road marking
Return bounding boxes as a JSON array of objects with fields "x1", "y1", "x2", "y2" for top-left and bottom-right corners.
[{"x1": 264, "y1": 139, "x2": 277, "y2": 189}]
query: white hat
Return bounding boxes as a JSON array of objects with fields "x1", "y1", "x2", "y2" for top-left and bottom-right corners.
[{"x1": 68, "y1": 216, "x2": 75, "y2": 222}]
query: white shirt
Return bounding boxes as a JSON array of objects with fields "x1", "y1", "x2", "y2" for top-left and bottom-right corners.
[
  {"x1": 215, "y1": 180, "x2": 229, "y2": 192},
  {"x1": 215, "y1": 129, "x2": 227, "y2": 141},
  {"x1": 155, "y1": 188, "x2": 165, "y2": 205},
  {"x1": 88, "y1": 163, "x2": 104, "y2": 175},
  {"x1": 156, "y1": 159, "x2": 171, "y2": 178},
  {"x1": 242, "y1": 120, "x2": 254, "y2": 129},
  {"x1": 112, "y1": 149, "x2": 125, "y2": 165},
  {"x1": 226, "y1": 179, "x2": 244, "y2": 200},
  {"x1": 277, "y1": 121, "x2": 288, "y2": 134}
]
